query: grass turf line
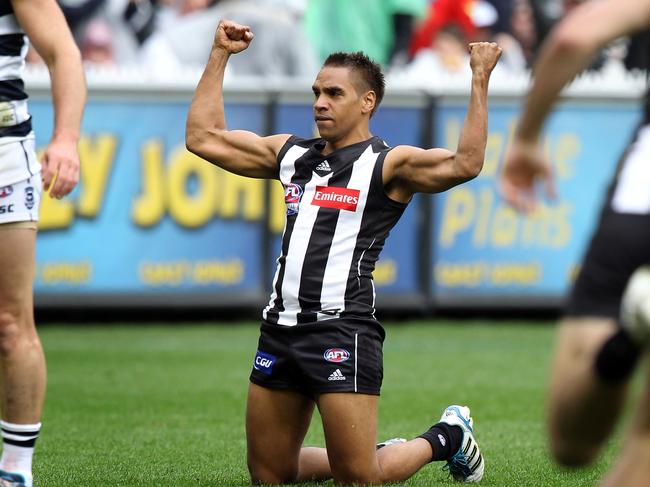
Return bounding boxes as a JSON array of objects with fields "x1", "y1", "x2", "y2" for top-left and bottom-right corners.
[{"x1": 35, "y1": 321, "x2": 620, "y2": 486}]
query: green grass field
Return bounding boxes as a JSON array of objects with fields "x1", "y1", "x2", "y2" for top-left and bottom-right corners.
[{"x1": 35, "y1": 320, "x2": 625, "y2": 486}]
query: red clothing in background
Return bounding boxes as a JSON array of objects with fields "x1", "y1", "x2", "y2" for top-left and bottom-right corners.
[{"x1": 409, "y1": 0, "x2": 477, "y2": 57}]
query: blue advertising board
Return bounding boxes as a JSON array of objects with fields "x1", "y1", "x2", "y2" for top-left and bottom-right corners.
[
  {"x1": 28, "y1": 88, "x2": 641, "y2": 309},
  {"x1": 432, "y1": 101, "x2": 641, "y2": 305},
  {"x1": 30, "y1": 99, "x2": 269, "y2": 305},
  {"x1": 272, "y1": 99, "x2": 426, "y2": 306}
]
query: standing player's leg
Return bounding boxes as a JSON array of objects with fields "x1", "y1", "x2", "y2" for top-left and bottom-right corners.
[
  {"x1": 547, "y1": 209, "x2": 650, "y2": 467},
  {"x1": 599, "y1": 266, "x2": 650, "y2": 487},
  {"x1": 246, "y1": 383, "x2": 316, "y2": 484},
  {"x1": 0, "y1": 226, "x2": 43, "y2": 487},
  {"x1": 600, "y1": 360, "x2": 650, "y2": 487},
  {"x1": 547, "y1": 318, "x2": 628, "y2": 466}
]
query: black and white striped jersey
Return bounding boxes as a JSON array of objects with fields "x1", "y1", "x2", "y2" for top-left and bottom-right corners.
[
  {"x1": 0, "y1": 0, "x2": 37, "y2": 183},
  {"x1": 263, "y1": 135, "x2": 407, "y2": 327}
]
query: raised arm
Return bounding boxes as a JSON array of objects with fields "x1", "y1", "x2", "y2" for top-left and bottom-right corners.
[
  {"x1": 500, "y1": 0, "x2": 650, "y2": 212},
  {"x1": 13, "y1": 0, "x2": 86, "y2": 199},
  {"x1": 383, "y1": 42, "x2": 502, "y2": 202},
  {"x1": 185, "y1": 20, "x2": 289, "y2": 179}
]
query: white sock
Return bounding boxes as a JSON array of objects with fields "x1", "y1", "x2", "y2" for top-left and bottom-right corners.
[{"x1": 0, "y1": 420, "x2": 40, "y2": 486}]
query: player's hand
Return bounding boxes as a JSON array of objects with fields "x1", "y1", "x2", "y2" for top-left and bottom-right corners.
[
  {"x1": 499, "y1": 137, "x2": 557, "y2": 213},
  {"x1": 214, "y1": 20, "x2": 253, "y2": 54},
  {"x1": 469, "y1": 42, "x2": 502, "y2": 76},
  {"x1": 41, "y1": 137, "x2": 80, "y2": 199}
]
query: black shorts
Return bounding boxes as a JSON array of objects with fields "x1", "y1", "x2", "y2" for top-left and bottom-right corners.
[
  {"x1": 249, "y1": 317, "x2": 385, "y2": 396},
  {"x1": 566, "y1": 198, "x2": 650, "y2": 320}
]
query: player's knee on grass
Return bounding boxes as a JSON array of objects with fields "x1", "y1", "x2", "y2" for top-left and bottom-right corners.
[
  {"x1": 247, "y1": 457, "x2": 298, "y2": 485},
  {"x1": 550, "y1": 435, "x2": 600, "y2": 468},
  {"x1": 330, "y1": 458, "x2": 382, "y2": 486}
]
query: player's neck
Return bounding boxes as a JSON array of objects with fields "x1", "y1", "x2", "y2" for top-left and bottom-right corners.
[{"x1": 322, "y1": 128, "x2": 372, "y2": 156}]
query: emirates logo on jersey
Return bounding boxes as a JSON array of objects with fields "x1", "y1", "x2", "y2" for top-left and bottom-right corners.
[{"x1": 312, "y1": 186, "x2": 360, "y2": 212}]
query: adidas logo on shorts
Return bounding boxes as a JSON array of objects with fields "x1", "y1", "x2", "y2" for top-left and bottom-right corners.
[{"x1": 328, "y1": 369, "x2": 346, "y2": 381}]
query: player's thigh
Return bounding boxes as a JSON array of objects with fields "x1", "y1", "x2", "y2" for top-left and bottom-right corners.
[
  {"x1": 0, "y1": 226, "x2": 36, "y2": 314},
  {"x1": 550, "y1": 318, "x2": 617, "y2": 387},
  {"x1": 548, "y1": 317, "x2": 618, "y2": 430},
  {"x1": 0, "y1": 176, "x2": 40, "y2": 312},
  {"x1": 246, "y1": 383, "x2": 315, "y2": 480},
  {"x1": 552, "y1": 319, "x2": 617, "y2": 364},
  {"x1": 317, "y1": 392, "x2": 381, "y2": 483}
]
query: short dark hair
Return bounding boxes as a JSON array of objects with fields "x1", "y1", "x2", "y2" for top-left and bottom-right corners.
[{"x1": 323, "y1": 51, "x2": 385, "y2": 116}]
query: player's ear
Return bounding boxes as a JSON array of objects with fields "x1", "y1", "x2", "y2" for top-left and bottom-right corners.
[{"x1": 361, "y1": 90, "x2": 376, "y2": 116}]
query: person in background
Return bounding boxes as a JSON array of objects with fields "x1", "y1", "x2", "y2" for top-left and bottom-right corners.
[
  {"x1": 80, "y1": 17, "x2": 114, "y2": 65},
  {"x1": 403, "y1": 0, "x2": 525, "y2": 77},
  {"x1": 304, "y1": 0, "x2": 428, "y2": 68},
  {"x1": 509, "y1": 0, "x2": 538, "y2": 67},
  {"x1": 140, "y1": 0, "x2": 317, "y2": 78}
]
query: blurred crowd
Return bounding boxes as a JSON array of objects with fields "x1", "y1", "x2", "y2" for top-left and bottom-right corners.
[{"x1": 31, "y1": 0, "x2": 648, "y2": 79}]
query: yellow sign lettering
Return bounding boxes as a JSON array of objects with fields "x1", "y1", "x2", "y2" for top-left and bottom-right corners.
[
  {"x1": 439, "y1": 188, "x2": 475, "y2": 247},
  {"x1": 77, "y1": 134, "x2": 117, "y2": 218},
  {"x1": 139, "y1": 259, "x2": 244, "y2": 286},
  {"x1": 373, "y1": 259, "x2": 396, "y2": 286},
  {"x1": 167, "y1": 147, "x2": 217, "y2": 228},
  {"x1": 217, "y1": 169, "x2": 264, "y2": 221},
  {"x1": 39, "y1": 192, "x2": 74, "y2": 230},
  {"x1": 269, "y1": 181, "x2": 286, "y2": 234},
  {"x1": 38, "y1": 261, "x2": 92, "y2": 284},
  {"x1": 132, "y1": 140, "x2": 166, "y2": 227}
]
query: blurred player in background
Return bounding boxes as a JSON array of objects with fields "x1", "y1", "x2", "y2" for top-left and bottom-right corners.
[
  {"x1": 500, "y1": 1, "x2": 650, "y2": 485},
  {"x1": 187, "y1": 19, "x2": 500, "y2": 486},
  {"x1": 0, "y1": 1, "x2": 85, "y2": 486}
]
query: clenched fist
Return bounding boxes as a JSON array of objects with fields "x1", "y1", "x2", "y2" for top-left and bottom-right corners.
[
  {"x1": 469, "y1": 42, "x2": 502, "y2": 76},
  {"x1": 214, "y1": 20, "x2": 254, "y2": 54}
]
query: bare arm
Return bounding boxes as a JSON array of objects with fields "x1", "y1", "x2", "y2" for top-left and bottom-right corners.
[
  {"x1": 501, "y1": 0, "x2": 650, "y2": 213},
  {"x1": 185, "y1": 20, "x2": 289, "y2": 179},
  {"x1": 518, "y1": 0, "x2": 650, "y2": 141},
  {"x1": 13, "y1": 0, "x2": 86, "y2": 198},
  {"x1": 384, "y1": 42, "x2": 502, "y2": 201}
]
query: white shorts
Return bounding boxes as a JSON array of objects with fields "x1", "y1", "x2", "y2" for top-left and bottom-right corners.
[{"x1": 0, "y1": 176, "x2": 41, "y2": 225}]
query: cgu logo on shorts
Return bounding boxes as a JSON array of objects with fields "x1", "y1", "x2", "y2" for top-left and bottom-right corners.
[
  {"x1": 324, "y1": 348, "x2": 350, "y2": 363},
  {"x1": 312, "y1": 186, "x2": 360, "y2": 212},
  {"x1": 253, "y1": 350, "x2": 277, "y2": 376},
  {"x1": 285, "y1": 183, "x2": 303, "y2": 216},
  {"x1": 0, "y1": 185, "x2": 12, "y2": 198}
]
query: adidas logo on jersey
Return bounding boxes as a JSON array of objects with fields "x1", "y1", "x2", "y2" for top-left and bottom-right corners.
[
  {"x1": 328, "y1": 369, "x2": 346, "y2": 381},
  {"x1": 315, "y1": 160, "x2": 331, "y2": 173}
]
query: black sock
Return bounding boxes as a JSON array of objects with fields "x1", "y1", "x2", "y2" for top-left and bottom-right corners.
[
  {"x1": 594, "y1": 329, "x2": 641, "y2": 384},
  {"x1": 418, "y1": 422, "x2": 463, "y2": 462}
]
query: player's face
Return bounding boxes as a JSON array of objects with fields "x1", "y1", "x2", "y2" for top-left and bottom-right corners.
[{"x1": 312, "y1": 66, "x2": 368, "y2": 139}]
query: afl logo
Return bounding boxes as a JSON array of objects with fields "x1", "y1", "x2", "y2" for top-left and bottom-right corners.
[
  {"x1": 285, "y1": 183, "x2": 303, "y2": 216},
  {"x1": 324, "y1": 348, "x2": 350, "y2": 363}
]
